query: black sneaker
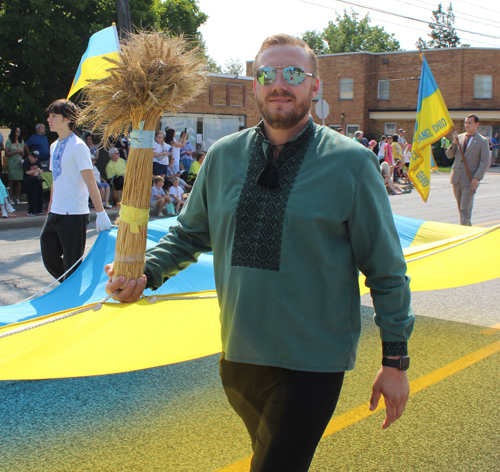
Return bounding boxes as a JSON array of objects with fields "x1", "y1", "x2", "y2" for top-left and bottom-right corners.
[
  {"x1": 36, "y1": 212, "x2": 45, "y2": 215},
  {"x1": 27, "y1": 213, "x2": 36, "y2": 217}
]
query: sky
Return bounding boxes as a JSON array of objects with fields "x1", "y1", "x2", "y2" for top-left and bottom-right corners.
[{"x1": 197, "y1": 0, "x2": 500, "y2": 73}]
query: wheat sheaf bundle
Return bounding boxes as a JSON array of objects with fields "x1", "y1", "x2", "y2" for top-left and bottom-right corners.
[{"x1": 79, "y1": 31, "x2": 208, "y2": 282}]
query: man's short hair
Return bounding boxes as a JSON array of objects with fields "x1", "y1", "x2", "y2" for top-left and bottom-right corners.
[
  {"x1": 253, "y1": 34, "x2": 319, "y2": 80},
  {"x1": 354, "y1": 131, "x2": 363, "y2": 138},
  {"x1": 45, "y1": 99, "x2": 79, "y2": 131},
  {"x1": 109, "y1": 147, "x2": 119, "y2": 157},
  {"x1": 194, "y1": 151, "x2": 206, "y2": 161},
  {"x1": 466, "y1": 114, "x2": 479, "y2": 123},
  {"x1": 35, "y1": 123, "x2": 45, "y2": 131}
]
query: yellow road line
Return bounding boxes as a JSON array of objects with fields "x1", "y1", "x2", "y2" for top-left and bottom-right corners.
[
  {"x1": 216, "y1": 339, "x2": 500, "y2": 472},
  {"x1": 474, "y1": 219, "x2": 500, "y2": 227},
  {"x1": 480, "y1": 322, "x2": 500, "y2": 335}
]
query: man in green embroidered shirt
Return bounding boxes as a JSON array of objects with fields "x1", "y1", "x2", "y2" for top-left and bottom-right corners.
[{"x1": 105, "y1": 34, "x2": 414, "y2": 471}]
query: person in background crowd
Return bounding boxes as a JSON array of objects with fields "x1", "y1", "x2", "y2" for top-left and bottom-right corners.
[
  {"x1": 378, "y1": 136, "x2": 387, "y2": 165},
  {"x1": 166, "y1": 154, "x2": 192, "y2": 191},
  {"x1": 5, "y1": 126, "x2": 26, "y2": 204},
  {"x1": 41, "y1": 99, "x2": 111, "y2": 281},
  {"x1": 397, "y1": 129, "x2": 407, "y2": 153},
  {"x1": 153, "y1": 131, "x2": 171, "y2": 178},
  {"x1": 337, "y1": 128, "x2": 345, "y2": 135},
  {"x1": 368, "y1": 140, "x2": 377, "y2": 154},
  {"x1": 391, "y1": 134, "x2": 403, "y2": 164},
  {"x1": 26, "y1": 123, "x2": 51, "y2": 169},
  {"x1": 179, "y1": 130, "x2": 194, "y2": 173},
  {"x1": 0, "y1": 179, "x2": 16, "y2": 218},
  {"x1": 403, "y1": 144, "x2": 412, "y2": 171},
  {"x1": 150, "y1": 175, "x2": 172, "y2": 217},
  {"x1": 0, "y1": 131, "x2": 4, "y2": 174},
  {"x1": 104, "y1": 34, "x2": 413, "y2": 471},
  {"x1": 446, "y1": 114, "x2": 490, "y2": 226},
  {"x1": 85, "y1": 133, "x2": 100, "y2": 160},
  {"x1": 384, "y1": 135, "x2": 394, "y2": 165},
  {"x1": 491, "y1": 132, "x2": 499, "y2": 166},
  {"x1": 168, "y1": 176, "x2": 186, "y2": 214},
  {"x1": 92, "y1": 155, "x2": 112, "y2": 209},
  {"x1": 186, "y1": 151, "x2": 205, "y2": 185},
  {"x1": 105, "y1": 147, "x2": 127, "y2": 205},
  {"x1": 352, "y1": 130, "x2": 363, "y2": 144},
  {"x1": 23, "y1": 150, "x2": 45, "y2": 216},
  {"x1": 165, "y1": 128, "x2": 188, "y2": 170}
]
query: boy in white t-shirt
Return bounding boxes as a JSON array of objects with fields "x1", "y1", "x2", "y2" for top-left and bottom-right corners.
[
  {"x1": 40, "y1": 99, "x2": 112, "y2": 281},
  {"x1": 168, "y1": 176, "x2": 185, "y2": 214}
]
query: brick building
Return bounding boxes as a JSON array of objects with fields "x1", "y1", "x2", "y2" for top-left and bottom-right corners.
[{"x1": 162, "y1": 47, "x2": 500, "y2": 150}]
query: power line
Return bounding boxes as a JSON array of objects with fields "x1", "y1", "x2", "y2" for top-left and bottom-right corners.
[{"x1": 298, "y1": 0, "x2": 500, "y2": 41}]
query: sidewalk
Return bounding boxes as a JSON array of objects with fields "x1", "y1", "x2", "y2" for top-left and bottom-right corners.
[
  {"x1": 2, "y1": 166, "x2": 498, "y2": 231},
  {"x1": 0, "y1": 200, "x2": 121, "y2": 230}
]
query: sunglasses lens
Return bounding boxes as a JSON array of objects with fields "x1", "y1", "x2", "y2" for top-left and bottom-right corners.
[
  {"x1": 282, "y1": 67, "x2": 306, "y2": 85},
  {"x1": 257, "y1": 68, "x2": 277, "y2": 86}
]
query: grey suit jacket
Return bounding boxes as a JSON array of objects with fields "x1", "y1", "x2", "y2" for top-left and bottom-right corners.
[{"x1": 446, "y1": 132, "x2": 490, "y2": 185}]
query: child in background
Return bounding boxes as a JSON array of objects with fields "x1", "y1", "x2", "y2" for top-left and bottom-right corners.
[
  {"x1": 151, "y1": 176, "x2": 172, "y2": 217},
  {"x1": 92, "y1": 155, "x2": 112, "y2": 209},
  {"x1": 404, "y1": 144, "x2": 412, "y2": 171},
  {"x1": 169, "y1": 176, "x2": 185, "y2": 214}
]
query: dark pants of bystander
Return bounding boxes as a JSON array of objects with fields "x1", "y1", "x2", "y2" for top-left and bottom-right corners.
[{"x1": 40, "y1": 212, "x2": 90, "y2": 280}]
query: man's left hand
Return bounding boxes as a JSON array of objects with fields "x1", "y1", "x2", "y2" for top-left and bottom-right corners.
[
  {"x1": 369, "y1": 366, "x2": 409, "y2": 429},
  {"x1": 471, "y1": 177, "x2": 479, "y2": 192}
]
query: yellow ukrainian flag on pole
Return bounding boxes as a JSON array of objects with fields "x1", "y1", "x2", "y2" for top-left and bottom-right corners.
[
  {"x1": 409, "y1": 55, "x2": 453, "y2": 202},
  {"x1": 67, "y1": 25, "x2": 120, "y2": 99}
]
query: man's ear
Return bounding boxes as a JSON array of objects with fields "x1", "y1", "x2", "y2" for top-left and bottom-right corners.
[
  {"x1": 253, "y1": 79, "x2": 257, "y2": 98},
  {"x1": 311, "y1": 78, "x2": 320, "y2": 99}
]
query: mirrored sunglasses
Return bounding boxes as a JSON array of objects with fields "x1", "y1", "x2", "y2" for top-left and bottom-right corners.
[{"x1": 256, "y1": 67, "x2": 314, "y2": 86}]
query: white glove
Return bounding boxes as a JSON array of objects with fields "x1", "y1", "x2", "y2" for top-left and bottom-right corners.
[{"x1": 95, "y1": 210, "x2": 112, "y2": 232}]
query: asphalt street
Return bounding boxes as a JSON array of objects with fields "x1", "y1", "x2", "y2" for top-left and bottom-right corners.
[{"x1": 1, "y1": 169, "x2": 499, "y2": 471}]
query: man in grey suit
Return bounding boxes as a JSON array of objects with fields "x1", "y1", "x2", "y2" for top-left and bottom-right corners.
[{"x1": 446, "y1": 114, "x2": 490, "y2": 226}]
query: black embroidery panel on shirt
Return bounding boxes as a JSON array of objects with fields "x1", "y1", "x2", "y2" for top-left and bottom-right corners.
[
  {"x1": 231, "y1": 120, "x2": 314, "y2": 271},
  {"x1": 382, "y1": 341, "x2": 408, "y2": 357}
]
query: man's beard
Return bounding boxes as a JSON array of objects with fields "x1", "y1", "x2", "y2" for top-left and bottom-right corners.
[{"x1": 256, "y1": 89, "x2": 312, "y2": 130}]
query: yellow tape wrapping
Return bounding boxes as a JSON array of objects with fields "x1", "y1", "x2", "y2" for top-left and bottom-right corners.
[{"x1": 119, "y1": 204, "x2": 149, "y2": 233}]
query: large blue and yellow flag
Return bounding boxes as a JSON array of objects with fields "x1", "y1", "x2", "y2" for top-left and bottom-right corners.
[
  {"x1": 67, "y1": 25, "x2": 120, "y2": 99},
  {"x1": 409, "y1": 55, "x2": 453, "y2": 202}
]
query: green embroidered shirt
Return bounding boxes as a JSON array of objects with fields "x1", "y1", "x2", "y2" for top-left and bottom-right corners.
[{"x1": 144, "y1": 119, "x2": 414, "y2": 372}]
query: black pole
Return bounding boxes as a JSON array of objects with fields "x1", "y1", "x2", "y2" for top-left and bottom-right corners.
[{"x1": 116, "y1": 0, "x2": 132, "y2": 38}]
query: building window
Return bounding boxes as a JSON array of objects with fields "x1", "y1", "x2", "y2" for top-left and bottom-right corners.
[
  {"x1": 340, "y1": 78, "x2": 353, "y2": 100},
  {"x1": 384, "y1": 122, "x2": 397, "y2": 135},
  {"x1": 474, "y1": 75, "x2": 492, "y2": 99},
  {"x1": 346, "y1": 125, "x2": 359, "y2": 137},
  {"x1": 378, "y1": 79, "x2": 390, "y2": 100}
]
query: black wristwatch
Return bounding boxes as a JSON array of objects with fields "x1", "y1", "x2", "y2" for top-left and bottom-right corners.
[{"x1": 382, "y1": 356, "x2": 410, "y2": 371}]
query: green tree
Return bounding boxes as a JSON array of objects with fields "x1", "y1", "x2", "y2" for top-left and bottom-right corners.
[
  {"x1": 302, "y1": 30, "x2": 328, "y2": 55},
  {"x1": 416, "y1": 3, "x2": 469, "y2": 49},
  {"x1": 223, "y1": 57, "x2": 243, "y2": 76},
  {"x1": 0, "y1": 0, "x2": 208, "y2": 136},
  {"x1": 302, "y1": 10, "x2": 401, "y2": 55}
]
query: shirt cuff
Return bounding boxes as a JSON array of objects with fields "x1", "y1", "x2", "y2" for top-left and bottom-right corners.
[{"x1": 382, "y1": 341, "x2": 408, "y2": 357}]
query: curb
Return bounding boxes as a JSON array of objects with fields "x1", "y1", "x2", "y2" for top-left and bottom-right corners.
[{"x1": 0, "y1": 208, "x2": 121, "y2": 231}]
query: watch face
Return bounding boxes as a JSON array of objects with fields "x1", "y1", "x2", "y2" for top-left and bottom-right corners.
[{"x1": 400, "y1": 357, "x2": 410, "y2": 370}]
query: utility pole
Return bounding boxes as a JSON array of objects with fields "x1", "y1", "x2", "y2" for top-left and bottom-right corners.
[{"x1": 116, "y1": 0, "x2": 132, "y2": 38}]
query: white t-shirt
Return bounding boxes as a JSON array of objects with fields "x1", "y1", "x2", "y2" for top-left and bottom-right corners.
[
  {"x1": 378, "y1": 142, "x2": 386, "y2": 157},
  {"x1": 169, "y1": 185, "x2": 183, "y2": 201},
  {"x1": 171, "y1": 138, "x2": 181, "y2": 167},
  {"x1": 153, "y1": 141, "x2": 171, "y2": 165},
  {"x1": 92, "y1": 165, "x2": 102, "y2": 183},
  {"x1": 50, "y1": 134, "x2": 93, "y2": 215},
  {"x1": 404, "y1": 150, "x2": 411, "y2": 164}
]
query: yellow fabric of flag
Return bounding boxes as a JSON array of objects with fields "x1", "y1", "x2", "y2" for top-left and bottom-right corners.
[{"x1": 409, "y1": 56, "x2": 453, "y2": 202}]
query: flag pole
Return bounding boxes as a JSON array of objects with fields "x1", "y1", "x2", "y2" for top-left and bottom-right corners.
[{"x1": 453, "y1": 127, "x2": 475, "y2": 192}]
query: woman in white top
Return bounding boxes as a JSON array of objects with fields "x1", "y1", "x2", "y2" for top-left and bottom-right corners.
[
  {"x1": 165, "y1": 128, "x2": 188, "y2": 168},
  {"x1": 152, "y1": 131, "x2": 171, "y2": 177}
]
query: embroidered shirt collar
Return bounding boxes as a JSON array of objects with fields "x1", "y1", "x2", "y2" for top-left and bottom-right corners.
[{"x1": 254, "y1": 117, "x2": 315, "y2": 144}]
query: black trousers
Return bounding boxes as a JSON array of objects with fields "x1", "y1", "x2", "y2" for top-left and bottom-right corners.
[
  {"x1": 219, "y1": 354, "x2": 345, "y2": 472},
  {"x1": 40, "y1": 213, "x2": 89, "y2": 281},
  {"x1": 24, "y1": 178, "x2": 44, "y2": 214}
]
